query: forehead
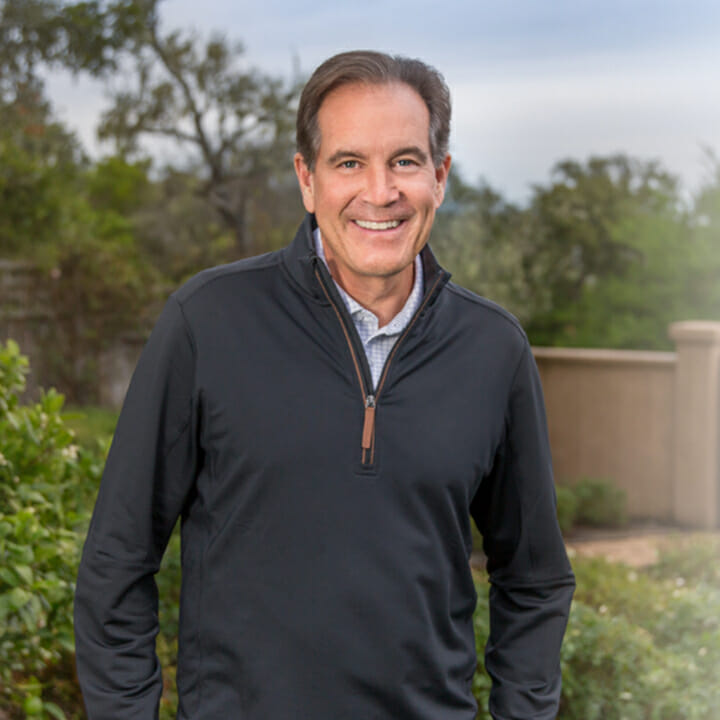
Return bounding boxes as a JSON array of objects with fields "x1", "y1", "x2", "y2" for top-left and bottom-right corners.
[{"x1": 316, "y1": 81, "x2": 431, "y2": 156}]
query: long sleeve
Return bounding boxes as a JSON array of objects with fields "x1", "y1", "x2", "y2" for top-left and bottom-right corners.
[
  {"x1": 471, "y1": 340, "x2": 575, "y2": 720},
  {"x1": 74, "y1": 296, "x2": 201, "y2": 719}
]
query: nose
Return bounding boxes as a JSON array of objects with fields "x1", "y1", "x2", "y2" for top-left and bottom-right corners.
[{"x1": 362, "y1": 164, "x2": 400, "y2": 206}]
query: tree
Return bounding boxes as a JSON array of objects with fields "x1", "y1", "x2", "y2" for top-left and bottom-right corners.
[
  {"x1": 95, "y1": 0, "x2": 302, "y2": 256},
  {"x1": 519, "y1": 155, "x2": 691, "y2": 348},
  {"x1": 432, "y1": 167, "x2": 533, "y2": 323}
]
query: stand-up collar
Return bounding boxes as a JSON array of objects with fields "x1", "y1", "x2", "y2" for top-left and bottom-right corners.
[{"x1": 281, "y1": 212, "x2": 451, "y2": 306}]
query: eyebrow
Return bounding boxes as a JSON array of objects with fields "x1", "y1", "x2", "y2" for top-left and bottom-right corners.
[
  {"x1": 392, "y1": 146, "x2": 429, "y2": 164},
  {"x1": 325, "y1": 145, "x2": 430, "y2": 166},
  {"x1": 326, "y1": 149, "x2": 366, "y2": 165}
]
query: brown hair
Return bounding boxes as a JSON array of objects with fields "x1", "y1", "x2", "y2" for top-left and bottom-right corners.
[{"x1": 296, "y1": 50, "x2": 451, "y2": 170}]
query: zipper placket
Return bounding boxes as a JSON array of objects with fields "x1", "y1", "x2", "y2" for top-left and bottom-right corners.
[
  {"x1": 362, "y1": 272, "x2": 444, "y2": 465},
  {"x1": 314, "y1": 267, "x2": 375, "y2": 464},
  {"x1": 314, "y1": 264, "x2": 444, "y2": 466}
]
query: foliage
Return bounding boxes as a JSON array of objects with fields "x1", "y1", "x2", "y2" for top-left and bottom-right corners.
[
  {"x1": 561, "y1": 552, "x2": 720, "y2": 719},
  {"x1": 572, "y1": 477, "x2": 628, "y2": 528},
  {"x1": 36, "y1": 188, "x2": 160, "y2": 403},
  {"x1": 157, "y1": 529, "x2": 181, "y2": 720},
  {"x1": 0, "y1": 340, "x2": 104, "y2": 718},
  {"x1": 62, "y1": 405, "x2": 118, "y2": 450},
  {"x1": 0, "y1": 83, "x2": 83, "y2": 258},
  {"x1": 472, "y1": 545, "x2": 720, "y2": 719},
  {"x1": 435, "y1": 154, "x2": 720, "y2": 351},
  {"x1": 94, "y1": 0, "x2": 303, "y2": 256},
  {"x1": 649, "y1": 534, "x2": 720, "y2": 587},
  {"x1": 555, "y1": 485, "x2": 578, "y2": 534},
  {"x1": 0, "y1": 0, "x2": 132, "y2": 86},
  {"x1": 433, "y1": 169, "x2": 533, "y2": 325},
  {"x1": 520, "y1": 156, "x2": 687, "y2": 348},
  {"x1": 0, "y1": 64, "x2": 161, "y2": 403},
  {"x1": 3, "y1": 346, "x2": 718, "y2": 719}
]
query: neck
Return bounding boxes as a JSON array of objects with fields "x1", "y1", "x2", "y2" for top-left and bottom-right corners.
[{"x1": 327, "y1": 260, "x2": 414, "y2": 328}]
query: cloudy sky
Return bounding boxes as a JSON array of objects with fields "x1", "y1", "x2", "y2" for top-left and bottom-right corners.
[{"x1": 47, "y1": 0, "x2": 720, "y2": 202}]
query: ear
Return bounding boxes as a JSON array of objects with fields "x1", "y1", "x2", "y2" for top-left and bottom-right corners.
[
  {"x1": 433, "y1": 154, "x2": 452, "y2": 208},
  {"x1": 294, "y1": 153, "x2": 316, "y2": 213}
]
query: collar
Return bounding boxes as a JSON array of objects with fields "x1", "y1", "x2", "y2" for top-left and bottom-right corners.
[
  {"x1": 281, "y1": 213, "x2": 451, "y2": 307},
  {"x1": 313, "y1": 227, "x2": 424, "y2": 334}
]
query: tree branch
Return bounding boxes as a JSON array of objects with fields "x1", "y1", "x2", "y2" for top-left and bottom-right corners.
[{"x1": 146, "y1": 21, "x2": 220, "y2": 181}]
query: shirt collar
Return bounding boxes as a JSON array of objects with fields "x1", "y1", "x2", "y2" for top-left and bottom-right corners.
[{"x1": 313, "y1": 228, "x2": 424, "y2": 336}]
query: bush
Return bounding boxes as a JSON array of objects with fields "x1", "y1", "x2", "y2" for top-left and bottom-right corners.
[
  {"x1": 555, "y1": 485, "x2": 578, "y2": 534},
  {"x1": 0, "y1": 340, "x2": 104, "y2": 718},
  {"x1": 472, "y1": 547, "x2": 720, "y2": 719},
  {"x1": 649, "y1": 534, "x2": 720, "y2": 587},
  {"x1": 62, "y1": 406, "x2": 118, "y2": 451},
  {"x1": 562, "y1": 553, "x2": 720, "y2": 719},
  {"x1": 573, "y1": 477, "x2": 627, "y2": 527},
  {"x1": 3, "y1": 340, "x2": 717, "y2": 719}
]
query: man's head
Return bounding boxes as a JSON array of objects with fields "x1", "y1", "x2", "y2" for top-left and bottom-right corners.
[
  {"x1": 296, "y1": 50, "x2": 451, "y2": 172},
  {"x1": 294, "y1": 51, "x2": 452, "y2": 298}
]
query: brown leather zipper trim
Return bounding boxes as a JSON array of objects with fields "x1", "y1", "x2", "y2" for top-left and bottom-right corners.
[
  {"x1": 315, "y1": 264, "x2": 444, "y2": 467},
  {"x1": 314, "y1": 267, "x2": 373, "y2": 464}
]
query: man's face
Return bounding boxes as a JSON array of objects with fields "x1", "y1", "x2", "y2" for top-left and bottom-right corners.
[{"x1": 294, "y1": 81, "x2": 451, "y2": 291}]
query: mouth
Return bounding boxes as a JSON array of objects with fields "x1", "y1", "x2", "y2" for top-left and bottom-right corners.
[{"x1": 353, "y1": 219, "x2": 404, "y2": 231}]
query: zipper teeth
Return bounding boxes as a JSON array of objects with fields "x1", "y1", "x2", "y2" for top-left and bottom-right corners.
[
  {"x1": 314, "y1": 267, "x2": 372, "y2": 464},
  {"x1": 314, "y1": 267, "x2": 368, "y2": 399},
  {"x1": 315, "y1": 264, "x2": 445, "y2": 467}
]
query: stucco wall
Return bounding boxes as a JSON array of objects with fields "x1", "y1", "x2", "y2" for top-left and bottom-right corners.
[
  {"x1": 534, "y1": 348, "x2": 676, "y2": 521},
  {"x1": 534, "y1": 323, "x2": 720, "y2": 529}
]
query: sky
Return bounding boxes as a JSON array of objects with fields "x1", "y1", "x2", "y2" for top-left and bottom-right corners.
[{"x1": 46, "y1": 0, "x2": 720, "y2": 202}]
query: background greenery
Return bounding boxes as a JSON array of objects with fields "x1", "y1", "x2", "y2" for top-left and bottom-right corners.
[
  {"x1": 1, "y1": 1, "x2": 719, "y2": 718},
  {"x1": 1, "y1": 0, "x2": 720, "y2": 403},
  {"x1": 2, "y1": 343, "x2": 719, "y2": 719}
]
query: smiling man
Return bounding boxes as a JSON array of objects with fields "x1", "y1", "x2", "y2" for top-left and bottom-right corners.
[{"x1": 75, "y1": 51, "x2": 575, "y2": 720}]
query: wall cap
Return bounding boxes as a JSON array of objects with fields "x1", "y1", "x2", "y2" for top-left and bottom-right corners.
[
  {"x1": 669, "y1": 321, "x2": 720, "y2": 345},
  {"x1": 532, "y1": 346, "x2": 677, "y2": 366}
]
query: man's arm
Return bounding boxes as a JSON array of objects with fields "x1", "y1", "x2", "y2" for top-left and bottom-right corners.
[
  {"x1": 471, "y1": 339, "x2": 575, "y2": 720},
  {"x1": 74, "y1": 296, "x2": 201, "y2": 719}
]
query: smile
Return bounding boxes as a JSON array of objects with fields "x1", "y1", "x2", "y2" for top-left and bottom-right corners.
[{"x1": 353, "y1": 219, "x2": 402, "y2": 230}]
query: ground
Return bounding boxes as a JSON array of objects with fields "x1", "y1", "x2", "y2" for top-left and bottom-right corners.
[
  {"x1": 471, "y1": 522, "x2": 719, "y2": 570},
  {"x1": 565, "y1": 523, "x2": 719, "y2": 567}
]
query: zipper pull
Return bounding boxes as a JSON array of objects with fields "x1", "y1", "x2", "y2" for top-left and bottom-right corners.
[{"x1": 362, "y1": 394, "x2": 376, "y2": 450}]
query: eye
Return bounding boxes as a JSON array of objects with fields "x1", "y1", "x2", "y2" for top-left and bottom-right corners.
[
  {"x1": 339, "y1": 160, "x2": 358, "y2": 169},
  {"x1": 396, "y1": 158, "x2": 418, "y2": 167}
]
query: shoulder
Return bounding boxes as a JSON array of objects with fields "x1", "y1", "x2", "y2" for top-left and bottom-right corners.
[
  {"x1": 442, "y1": 281, "x2": 528, "y2": 348},
  {"x1": 171, "y1": 249, "x2": 284, "y2": 308}
]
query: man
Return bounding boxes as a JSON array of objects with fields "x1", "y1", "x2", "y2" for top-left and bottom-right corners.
[{"x1": 75, "y1": 51, "x2": 575, "y2": 719}]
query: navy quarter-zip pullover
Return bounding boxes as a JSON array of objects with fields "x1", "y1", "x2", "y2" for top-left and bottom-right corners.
[{"x1": 74, "y1": 214, "x2": 575, "y2": 719}]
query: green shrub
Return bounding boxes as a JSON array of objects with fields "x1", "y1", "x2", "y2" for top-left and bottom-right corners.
[
  {"x1": 3, "y1": 339, "x2": 718, "y2": 719},
  {"x1": 472, "y1": 550, "x2": 720, "y2": 719},
  {"x1": 649, "y1": 534, "x2": 720, "y2": 588},
  {"x1": 560, "y1": 555, "x2": 719, "y2": 719},
  {"x1": 0, "y1": 340, "x2": 104, "y2": 718},
  {"x1": 555, "y1": 485, "x2": 578, "y2": 534},
  {"x1": 573, "y1": 477, "x2": 627, "y2": 527},
  {"x1": 62, "y1": 406, "x2": 118, "y2": 451}
]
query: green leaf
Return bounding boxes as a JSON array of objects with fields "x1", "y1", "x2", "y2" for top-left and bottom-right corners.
[
  {"x1": 43, "y1": 701, "x2": 67, "y2": 720},
  {"x1": 23, "y1": 695, "x2": 43, "y2": 717},
  {"x1": 0, "y1": 567, "x2": 18, "y2": 587},
  {"x1": 7, "y1": 586, "x2": 31, "y2": 610}
]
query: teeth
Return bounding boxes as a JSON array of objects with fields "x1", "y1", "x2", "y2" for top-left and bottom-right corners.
[{"x1": 355, "y1": 219, "x2": 401, "y2": 230}]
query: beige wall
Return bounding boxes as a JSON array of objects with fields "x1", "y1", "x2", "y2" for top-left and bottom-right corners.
[
  {"x1": 535, "y1": 348, "x2": 676, "y2": 521},
  {"x1": 534, "y1": 322, "x2": 720, "y2": 529}
]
